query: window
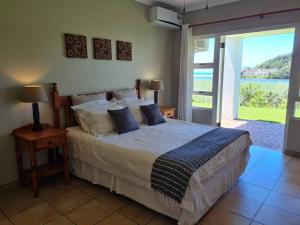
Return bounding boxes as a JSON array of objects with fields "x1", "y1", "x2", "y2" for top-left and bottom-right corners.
[
  {"x1": 193, "y1": 37, "x2": 215, "y2": 108},
  {"x1": 193, "y1": 68, "x2": 213, "y2": 92},
  {"x1": 194, "y1": 38, "x2": 215, "y2": 64},
  {"x1": 295, "y1": 101, "x2": 300, "y2": 118}
]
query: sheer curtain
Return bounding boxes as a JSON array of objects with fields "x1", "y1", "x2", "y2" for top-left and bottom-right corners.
[{"x1": 178, "y1": 24, "x2": 193, "y2": 121}]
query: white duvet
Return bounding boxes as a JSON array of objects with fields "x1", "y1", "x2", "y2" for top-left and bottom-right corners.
[{"x1": 67, "y1": 119, "x2": 251, "y2": 212}]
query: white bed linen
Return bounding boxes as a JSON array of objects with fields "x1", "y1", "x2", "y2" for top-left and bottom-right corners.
[
  {"x1": 70, "y1": 150, "x2": 249, "y2": 225},
  {"x1": 67, "y1": 119, "x2": 251, "y2": 218}
]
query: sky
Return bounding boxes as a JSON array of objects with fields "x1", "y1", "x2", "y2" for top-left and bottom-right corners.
[
  {"x1": 242, "y1": 32, "x2": 295, "y2": 68},
  {"x1": 194, "y1": 32, "x2": 295, "y2": 69}
]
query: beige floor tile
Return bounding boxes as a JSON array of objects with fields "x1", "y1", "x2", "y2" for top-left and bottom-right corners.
[
  {"x1": 274, "y1": 179, "x2": 300, "y2": 199},
  {"x1": 217, "y1": 193, "x2": 262, "y2": 219},
  {"x1": 199, "y1": 207, "x2": 251, "y2": 225},
  {"x1": 39, "y1": 182, "x2": 75, "y2": 201},
  {"x1": 66, "y1": 200, "x2": 113, "y2": 225},
  {"x1": 69, "y1": 176, "x2": 91, "y2": 187},
  {"x1": 44, "y1": 215, "x2": 75, "y2": 225},
  {"x1": 230, "y1": 181, "x2": 269, "y2": 202},
  {"x1": 280, "y1": 171, "x2": 300, "y2": 185},
  {"x1": 118, "y1": 202, "x2": 157, "y2": 225},
  {"x1": 9, "y1": 202, "x2": 60, "y2": 225},
  {"x1": 76, "y1": 182, "x2": 111, "y2": 198},
  {"x1": 250, "y1": 164, "x2": 283, "y2": 179},
  {"x1": 0, "y1": 219, "x2": 13, "y2": 225},
  {"x1": 0, "y1": 212, "x2": 12, "y2": 225},
  {"x1": 147, "y1": 215, "x2": 177, "y2": 225},
  {"x1": 95, "y1": 213, "x2": 137, "y2": 225},
  {"x1": 254, "y1": 205, "x2": 300, "y2": 225},
  {"x1": 48, "y1": 189, "x2": 91, "y2": 213},
  {"x1": 265, "y1": 192, "x2": 300, "y2": 216},
  {"x1": 240, "y1": 171, "x2": 278, "y2": 190},
  {"x1": 97, "y1": 192, "x2": 132, "y2": 210},
  {"x1": 0, "y1": 186, "x2": 42, "y2": 216},
  {"x1": 0, "y1": 212, "x2": 6, "y2": 221},
  {"x1": 285, "y1": 159, "x2": 300, "y2": 172}
]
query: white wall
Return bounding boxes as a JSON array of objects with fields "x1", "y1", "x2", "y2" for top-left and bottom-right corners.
[{"x1": 0, "y1": 0, "x2": 175, "y2": 185}]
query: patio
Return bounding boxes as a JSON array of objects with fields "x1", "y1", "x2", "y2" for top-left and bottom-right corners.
[{"x1": 222, "y1": 119, "x2": 285, "y2": 151}]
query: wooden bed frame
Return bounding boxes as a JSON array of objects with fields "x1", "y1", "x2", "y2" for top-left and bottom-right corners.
[{"x1": 51, "y1": 79, "x2": 142, "y2": 128}]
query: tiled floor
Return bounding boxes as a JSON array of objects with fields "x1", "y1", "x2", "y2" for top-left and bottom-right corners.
[
  {"x1": 222, "y1": 120, "x2": 285, "y2": 151},
  {"x1": 0, "y1": 146, "x2": 300, "y2": 225}
]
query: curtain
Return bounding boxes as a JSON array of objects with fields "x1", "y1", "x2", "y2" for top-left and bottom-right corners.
[{"x1": 178, "y1": 24, "x2": 193, "y2": 121}]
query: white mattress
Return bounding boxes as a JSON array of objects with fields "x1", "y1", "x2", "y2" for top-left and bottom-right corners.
[{"x1": 67, "y1": 119, "x2": 252, "y2": 215}]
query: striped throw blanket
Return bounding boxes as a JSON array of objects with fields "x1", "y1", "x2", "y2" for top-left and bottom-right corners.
[{"x1": 151, "y1": 128, "x2": 249, "y2": 204}]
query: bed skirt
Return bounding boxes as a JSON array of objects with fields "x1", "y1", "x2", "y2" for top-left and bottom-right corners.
[{"x1": 69, "y1": 148, "x2": 250, "y2": 225}]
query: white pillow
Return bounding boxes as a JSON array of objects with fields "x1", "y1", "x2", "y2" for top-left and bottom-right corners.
[
  {"x1": 78, "y1": 110, "x2": 115, "y2": 135},
  {"x1": 71, "y1": 92, "x2": 107, "y2": 105},
  {"x1": 71, "y1": 99, "x2": 108, "y2": 111},
  {"x1": 112, "y1": 88, "x2": 138, "y2": 100},
  {"x1": 73, "y1": 101, "x2": 125, "y2": 135},
  {"x1": 126, "y1": 99, "x2": 154, "y2": 124}
]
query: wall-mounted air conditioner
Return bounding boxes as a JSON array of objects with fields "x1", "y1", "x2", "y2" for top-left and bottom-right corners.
[{"x1": 149, "y1": 6, "x2": 183, "y2": 30}]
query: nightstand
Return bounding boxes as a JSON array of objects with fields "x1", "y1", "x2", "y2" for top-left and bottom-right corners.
[
  {"x1": 12, "y1": 124, "x2": 69, "y2": 197},
  {"x1": 160, "y1": 106, "x2": 176, "y2": 119}
]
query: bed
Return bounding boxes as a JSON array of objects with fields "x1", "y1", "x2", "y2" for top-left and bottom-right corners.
[{"x1": 51, "y1": 80, "x2": 252, "y2": 225}]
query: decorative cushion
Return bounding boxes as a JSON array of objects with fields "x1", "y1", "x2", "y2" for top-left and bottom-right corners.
[
  {"x1": 140, "y1": 104, "x2": 165, "y2": 126},
  {"x1": 112, "y1": 88, "x2": 137, "y2": 100},
  {"x1": 72, "y1": 92, "x2": 107, "y2": 105},
  {"x1": 108, "y1": 108, "x2": 139, "y2": 134}
]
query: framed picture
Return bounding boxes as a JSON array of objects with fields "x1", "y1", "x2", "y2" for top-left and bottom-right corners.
[
  {"x1": 93, "y1": 38, "x2": 112, "y2": 60},
  {"x1": 64, "y1": 33, "x2": 88, "y2": 58},
  {"x1": 116, "y1": 41, "x2": 132, "y2": 61}
]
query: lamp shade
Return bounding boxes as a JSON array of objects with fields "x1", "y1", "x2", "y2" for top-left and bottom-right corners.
[
  {"x1": 149, "y1": 80, "x2": 164, "y2": 91},
  {"x1": 21, "y1": 85, "x2": 48, "y2": 103}
]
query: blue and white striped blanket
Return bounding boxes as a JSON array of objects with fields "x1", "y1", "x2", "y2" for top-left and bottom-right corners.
[{"x1": 151, "y1": 127, "x2": 249, "y2": 204}]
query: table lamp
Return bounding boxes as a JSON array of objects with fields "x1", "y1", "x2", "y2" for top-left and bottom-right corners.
[
  {"x1": 149, "y1": 80, "x2": 164, "y2": 104},
  {"x1": 21, "y1": 85, "x2": 48, "y2": 131}
]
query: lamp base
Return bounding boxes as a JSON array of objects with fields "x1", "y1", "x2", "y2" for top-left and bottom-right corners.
[
  {"x1": 154, "y1": 91, "x2": 158, "y2": 104},
  {"x1": 32, "y1": 102, "x2": 43, "y2": 132}
]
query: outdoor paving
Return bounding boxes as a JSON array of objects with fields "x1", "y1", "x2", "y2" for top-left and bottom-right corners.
[{"x1": 222, "y1": 119, "x2": 285, "y2": 151}]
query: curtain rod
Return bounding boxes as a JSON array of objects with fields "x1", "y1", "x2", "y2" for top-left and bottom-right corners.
[{"x1": 189, "y1": 7, "x2": 300, "y2": 28}]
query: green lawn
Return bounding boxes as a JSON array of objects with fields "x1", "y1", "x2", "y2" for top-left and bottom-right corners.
[
  {"x1": 295, "y1": 103, "x2": 300, "y2": 118},
  {"x1": 238, "y1": 106, "x2": 286, "y2": 124},
  {"x1": 192, "y1": 78, "x2": 293, "y2": 123}
]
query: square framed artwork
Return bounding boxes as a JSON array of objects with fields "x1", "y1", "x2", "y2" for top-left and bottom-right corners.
[
  {"x1": 64, "y1": 33, "x2": 88, "y2": 58},
  {"x1": 116, "y1": 41, "x2": 132, "y2": 61},
  {"x1": 93, "y1": 38, "x2": 112, "y2": 60}
]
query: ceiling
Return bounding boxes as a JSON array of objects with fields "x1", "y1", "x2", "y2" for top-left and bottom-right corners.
[{"x1": 134, "y1": 0, "x2": 242, "y2": 12}]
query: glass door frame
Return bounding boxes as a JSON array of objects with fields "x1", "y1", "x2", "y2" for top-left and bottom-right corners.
[
  {"x1": 192, "y1": 34, "x2": 223, "y2": 126},
  {"x1": 284, "y1": 24, "x2": 300, "y2": 151}
]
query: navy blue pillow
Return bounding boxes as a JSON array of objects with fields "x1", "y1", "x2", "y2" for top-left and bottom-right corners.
[
  {"x1": 107, "y1": 108, "x2": 139, "y2": 134},
  {"x1": 140, "y1": 104, "x2": 166, "y2": 126}
]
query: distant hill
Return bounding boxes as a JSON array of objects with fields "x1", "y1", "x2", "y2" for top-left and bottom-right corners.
[
  {"x1": 256, "y1": 53, "x2": 292, "y2": 79},
  {"x1": 241, "y1": 53, "x2": 292, "y2": 79},
  {"x1": 256, "y1": 53, "x2": 292, "y2": 70}
]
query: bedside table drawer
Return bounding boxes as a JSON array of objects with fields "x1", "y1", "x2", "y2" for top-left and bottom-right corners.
[
  {"x1": 36, "y1": 135, "x2": 65, "y2": 149},
  {"x1": 163, "y1": 110, "x2": 174, "y2": 118}
]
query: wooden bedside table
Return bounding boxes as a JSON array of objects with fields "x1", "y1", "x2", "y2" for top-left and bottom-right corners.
[
  {"x1": 160, "y1": 106, "x2": 176, "y2": 119},
  {"x1": 12, "y1": 124, "x2": 69, "y2": 197}
]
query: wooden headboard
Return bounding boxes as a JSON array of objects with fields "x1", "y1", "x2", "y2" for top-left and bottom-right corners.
[{"x1": 51, "y1": 79, "x2": 142, "y2": 128}]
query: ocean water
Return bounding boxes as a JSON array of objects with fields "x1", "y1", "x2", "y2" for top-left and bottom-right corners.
[{"x1": 194, "y1": 72, "x2": 289, "y2": 84}]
